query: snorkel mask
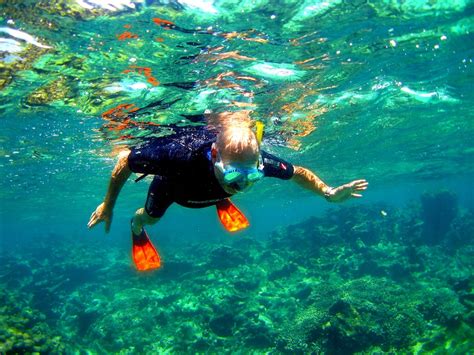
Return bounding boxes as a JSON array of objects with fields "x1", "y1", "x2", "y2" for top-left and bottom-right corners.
[
  {"x1": 215, "y1": 155, "x2": 264, "y2": 191},
  {"x1": 214, "y1": 157, "x2": 265, "y2": 191}
]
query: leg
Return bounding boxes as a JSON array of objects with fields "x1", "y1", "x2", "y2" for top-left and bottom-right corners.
[
  {"x1": 132, "y1": 175, "x2": 173, "y2": 235},
  {"x1": 131, "y1": 207, "x2": 160, "y2": 235},
  {"x1": 129, "y1": 176, "x2": 172, "y2": 271}
]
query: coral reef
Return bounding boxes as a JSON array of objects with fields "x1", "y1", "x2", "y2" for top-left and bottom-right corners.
[
  {"x1": 0, "y1": 191, "x2": 473, "y2": 353},
  {"x1": 0, "y1": 289, "x2": 64, "y2": 353}
]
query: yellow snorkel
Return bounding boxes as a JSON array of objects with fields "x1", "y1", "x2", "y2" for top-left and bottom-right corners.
[{"x1": 255, "y1": 121, "x2": 264, "y2": 146}]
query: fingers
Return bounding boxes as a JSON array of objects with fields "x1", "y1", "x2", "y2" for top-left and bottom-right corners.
[
  {"x1": 350, "y1": 179, "x2": 368, "y2": 191},
  {"x1": 88, "y1": 207, "x2": 99, "y2": 228},
  {"x1": 347, "y1": 179, "x2": 368, "y2": 199},
  {"x1": 88, "y1": 203, "x2": 111, "y2": 231},
  {"x1": 87, "y1": 214, "x2": 98, "y2": 229},
  {"x1": 87, "y1": 209, "x2": 102, "y2": 229}
]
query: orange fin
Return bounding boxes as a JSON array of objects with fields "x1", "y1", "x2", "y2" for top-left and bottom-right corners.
[
  {"x1": 132, "y1": 228, "x2": 161, "y2": 271},
  {"x1": 216, "y1": 199, "x2": 250, "y2": 232}
]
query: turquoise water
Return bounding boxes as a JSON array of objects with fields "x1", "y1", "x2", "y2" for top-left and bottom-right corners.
[{"x1": 1, "y1": 1, "x2": 473, "y2": 353}]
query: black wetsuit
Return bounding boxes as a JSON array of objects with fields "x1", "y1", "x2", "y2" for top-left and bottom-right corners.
[{"x1": 128, "y1": 126, "x2": 294, "y2": 218}]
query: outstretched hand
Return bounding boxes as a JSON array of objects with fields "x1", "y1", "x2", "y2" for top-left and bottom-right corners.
[
  {"x1": 87, "y1": 202, "x2": 113, "y2": 233},
  {"x1": 327, "y1": 179, "x2": 368, "y2": 202}
]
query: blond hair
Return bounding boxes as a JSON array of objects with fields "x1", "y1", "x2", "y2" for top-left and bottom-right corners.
[{"x1": 216, "y1": 125, "x2": 259, "y2": 162}]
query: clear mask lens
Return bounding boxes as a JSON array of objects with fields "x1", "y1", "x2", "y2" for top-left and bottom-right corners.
[
  {"x1": 223, "y1": 170, "x2": 244, "y2": 184},
  {"x1": 215, "y1": 153, "x2": 264, "y2": 187},
  {"x1": 247, "y1": 171, "x2": 264, "y2": 182}
]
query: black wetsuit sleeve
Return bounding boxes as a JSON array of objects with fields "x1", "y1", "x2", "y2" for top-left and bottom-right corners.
[
  {"x1": 261, "y1": 150, "x2": 294, "y2": 180},
  {"x1": 127, "y1": 138, "x2": 187, "y2": 175}
]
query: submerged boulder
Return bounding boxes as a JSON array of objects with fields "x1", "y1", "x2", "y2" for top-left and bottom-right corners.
[
  {"x1": 209, "y1": 313, "x2": 235, "y2": 337},
  {"x1": 207, "y1": 245, "x2": 248, "y2": 269},
  {"x1": 420, "y1": 191, "x2": 458, "y2": 244}
]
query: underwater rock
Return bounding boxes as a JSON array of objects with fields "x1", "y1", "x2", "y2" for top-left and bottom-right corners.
[
  {"x1": 268, "y1": 262, "x2": 298, "y2": 281},
  {"x1": 207, "y1": 245, "x2": 248, "y2": 269},
  {"x1": 460, "y1": 293, "x2": 474, "y2": 313},
  {"x1": 192, "y1": 336, "x2": 212, "y2": 351},
  {"x1": 283, "y1": 277, "x2": 431, "y2": 353},
  {"x1": 157, "y1": 259, "x2": 195, "y2": 279},
  {"x1": 174, "y1": 321, "x2": 203, "y2": 349},
  {"x1": 388, "y1": 262, "x2": 411, "y2": 281},
  {"x1": 268, "y1": 216, "x2": 340, "y2": 262},
  {"x1": 420, "y1": 190, "x2": 458, "y2": 244},
  {"x1": 416, "y1": 287, "x2": 466, "y2": 328},
  {"x1": 231, "y1": 236, "x2": 262, "y2": 249},
  {"x1": 321, "y1": 298, "x2": 384, "y2": 353},
  {"x1": 294, "y1": 285, "x2": 312, "y2": 300},
  {"x1": 233, "y1": 278, "x2": 260, "y2": 292},
  {"x1": 449, "y1": 275, "x2": 472, "y2": 294},
  {"x1": 446, "y1": 210, "x2": 474, "y2": 249},
  {"x1": 405, "y1": 244, "x2": 425, "y2": 271},
  {"x1": 76, "y1": 310, "x2": 100, "y2": 336},
  {"x1": 209, "y1": 313, "x2": 235, "y2": 337},
  {"x1": 242, "y1": 319, "x2": 275, "y2": 349},
  {"x1": 245, "y1": 332, "x2": 273, "y2": 348},
  {"x1": 356, "y1": 259, "x2": 386, "y2": 278}
]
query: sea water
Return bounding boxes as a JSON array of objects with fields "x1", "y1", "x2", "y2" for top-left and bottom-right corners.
[{"x1": 1, "y1": 1, "x2": 473, "y2": 353}]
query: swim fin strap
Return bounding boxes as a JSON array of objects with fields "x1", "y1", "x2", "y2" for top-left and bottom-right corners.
[
  {"x1": 132, "y1": 228, "x2": 161, "y2": 271},
  {"x1": 216, "y1": 199, "x2": 250, "y2": 232}
]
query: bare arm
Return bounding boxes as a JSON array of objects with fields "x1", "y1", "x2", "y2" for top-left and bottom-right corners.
[
  {"x1": 291, "y1": 165, "x2": 368, "y2": 202},
  {"x1": 104, "y1": 149, "x2": 132, "y2": 209},
  {"x1": 88, "y1": 149, "x2": 132, "y2": 232},
  {"x1": 292, "y1": 165, "x2": 331, "y2": 197}
]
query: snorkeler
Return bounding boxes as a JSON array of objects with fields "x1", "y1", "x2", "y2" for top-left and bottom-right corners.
[{"x1": 87, "y1": 111, "x2": 368, "y2": 271}]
